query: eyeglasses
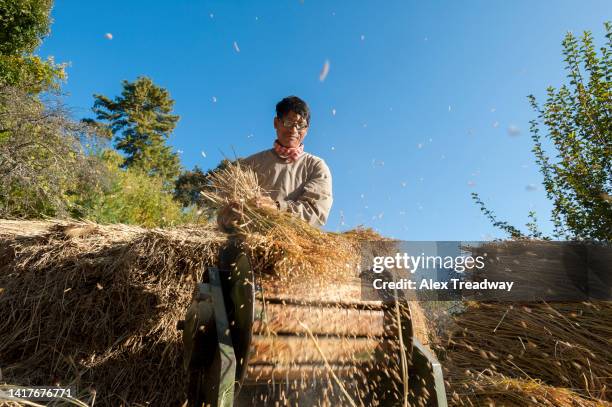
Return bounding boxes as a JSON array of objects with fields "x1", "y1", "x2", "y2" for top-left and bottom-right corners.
[{"x1": 281, "y1": 119, "x2": 308, "y2": 131}]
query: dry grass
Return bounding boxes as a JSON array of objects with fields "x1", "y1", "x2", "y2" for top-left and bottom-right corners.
[
  {"x1": 439, "y1": 301, "x2": 612, "y2": 405},
  {"x1": 433, "y1": 241, "x2": 612, "y2": 406},
  {"x1": 0, "y1": 221, "x2": 226, "y2": 406}
]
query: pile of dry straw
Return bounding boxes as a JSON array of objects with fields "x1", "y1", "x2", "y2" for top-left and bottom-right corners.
[
  {"x1": 437, "y1": 301, "x2": 612, "y2": 406},
  {"x1": 1, "y1": 221, "x2": 224, "y2": 406},
  {"x1": 434, "y1": 241, "x2": 612, "y2": 406}
]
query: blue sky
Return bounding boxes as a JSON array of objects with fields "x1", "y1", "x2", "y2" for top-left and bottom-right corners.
[{"x1": 40, "y1": 1, "x2": 611, "y2": 239}]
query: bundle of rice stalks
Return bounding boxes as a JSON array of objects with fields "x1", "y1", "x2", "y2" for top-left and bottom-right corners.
[
  {"x1": 201, "y1": 162, "x2": 382, "y2": 289},
  {"x1": 438, "y1": 301, "x2": 612, "y2": 403}
]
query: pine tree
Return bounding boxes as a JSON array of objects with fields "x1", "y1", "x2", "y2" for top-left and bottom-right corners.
[{"x1": 87, "y1": 77, "x2": 182, "y2": 186}]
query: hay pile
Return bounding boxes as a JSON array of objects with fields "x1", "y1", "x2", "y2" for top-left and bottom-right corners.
[
  {"x1": 438, "y1": 301, "x2": 612, "y2": 406},
  {"x1": 432, "y1": 241, "x2": 612, "y2": 406},
  {"x1": 0, "y1": 221, "x2": 226, "y2": 406}
]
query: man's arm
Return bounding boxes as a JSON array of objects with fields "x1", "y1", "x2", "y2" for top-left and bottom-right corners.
[{"x1": 277, "y1": 161, "x2": 333, "y2": 227}]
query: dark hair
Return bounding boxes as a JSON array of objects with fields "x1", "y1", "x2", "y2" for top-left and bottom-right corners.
[{"x1": 276, "y1": 96, "x2": 310, "y2": 124}]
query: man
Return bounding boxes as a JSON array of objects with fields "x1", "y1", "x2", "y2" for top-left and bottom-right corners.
[{"x1": 219, "y1": 96, "x2": 333, "y2": 229}]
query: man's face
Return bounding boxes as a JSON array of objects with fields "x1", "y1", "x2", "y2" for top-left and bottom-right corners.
[{"x1": 274, "y1": 111, "x2": 309, "y2": 149}]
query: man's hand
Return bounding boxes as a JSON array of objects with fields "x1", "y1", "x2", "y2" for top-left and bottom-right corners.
[
  {"x1": 250, "y1": 196, "x2": 278, "y2": 211},
  {"x1": 217, "y1": 201, "x2": 242, "y2": 231},
  {"x1": 217, "y1": 196, "x2": 279, "y2": 232}
]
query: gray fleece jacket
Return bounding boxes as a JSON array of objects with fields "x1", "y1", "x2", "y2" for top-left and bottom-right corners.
[{"x1": 241, "y1": 149, "x2": 333, "y2": 227}]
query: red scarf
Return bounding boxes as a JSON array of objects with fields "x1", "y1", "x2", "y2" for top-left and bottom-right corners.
[{"x1": 273, "y1": 140, "x2": 304, "y2": 163}]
